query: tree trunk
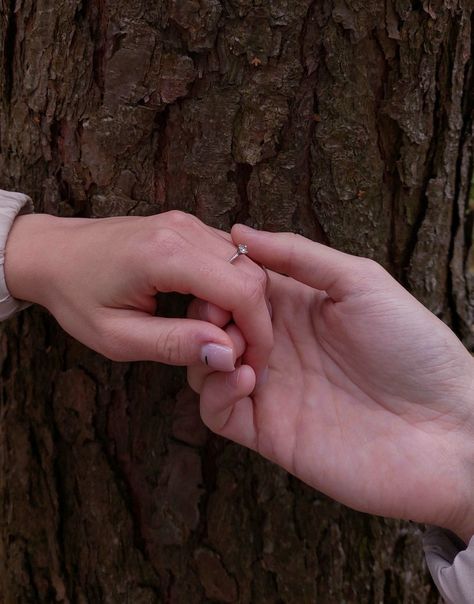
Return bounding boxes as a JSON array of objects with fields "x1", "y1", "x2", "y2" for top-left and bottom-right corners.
[{"x1": 0, "y1": 0, "x2": 472, "y2": 602}]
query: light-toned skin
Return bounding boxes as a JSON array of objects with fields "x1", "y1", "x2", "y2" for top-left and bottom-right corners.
[
  {"x1": 4, "y1": 211, "x2": 272, "y2": 373},
  {"x1": 188, "y1": 224, "x2": 474, "y2": 543}
]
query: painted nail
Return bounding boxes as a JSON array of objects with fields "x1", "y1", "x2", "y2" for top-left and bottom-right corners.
[
  {"x1": 201, "y1": 344, "x2": 235, "y2": 372},
  {"x1": 256, "y1": 367, "x2": 269, "y2": 386}
]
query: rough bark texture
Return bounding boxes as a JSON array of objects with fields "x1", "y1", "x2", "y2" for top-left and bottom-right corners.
[{"x1": 0, "y1": 1, "x2": 472, "y2": 602}]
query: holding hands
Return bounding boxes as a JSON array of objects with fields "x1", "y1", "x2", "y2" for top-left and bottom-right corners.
[
  {"x1": 188, "y1": 225, "x2": 474, "y2": 542},
  {"x1": 5, "y1": 207, "x2": 474, "y2": 543}
]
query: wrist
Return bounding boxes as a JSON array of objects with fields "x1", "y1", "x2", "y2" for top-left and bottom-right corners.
[{"x1": 4, "y1": 213, "x2": 65, "y2": 308}]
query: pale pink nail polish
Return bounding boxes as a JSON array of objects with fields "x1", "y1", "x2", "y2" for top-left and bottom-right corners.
[{"x1": 201, "y1": 344, "x2": 235, "y2": 372}]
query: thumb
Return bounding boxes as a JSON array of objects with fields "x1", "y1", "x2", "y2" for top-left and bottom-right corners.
[
  {"x1": 96, "y1": 309, "x2": 238, "y2": 370},
  {"x1": 200, "y1": 365, "x2": 257, "y2": 450},
  {"x1": 231, "y1": 224, "x2": 369, "y2": 301}
]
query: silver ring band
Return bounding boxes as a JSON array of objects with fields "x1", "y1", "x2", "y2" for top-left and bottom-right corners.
[{"x1": 229, "y1": 243, "x2": 249, "y2": 263}]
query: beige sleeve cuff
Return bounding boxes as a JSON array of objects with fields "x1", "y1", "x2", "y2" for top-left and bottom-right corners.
[
  {"x1": 423, "y1": 527, "x2": 474, "y2": 603},
  {"x1": 0, "y1": 189, "x2": 34, "y2": 320}
]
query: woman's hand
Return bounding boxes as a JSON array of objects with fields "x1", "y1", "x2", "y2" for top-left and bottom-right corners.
[
  {"x1": 188, "y1": 225, "x2": 474, "y2": 542},
  {"x1": 4, "y1": 212, "x2": 272, "y2": 373}
]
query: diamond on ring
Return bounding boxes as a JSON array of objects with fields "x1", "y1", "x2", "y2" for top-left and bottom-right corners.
[{"x1": 229, "y1": 243, "x2": 249, "y2": 263}]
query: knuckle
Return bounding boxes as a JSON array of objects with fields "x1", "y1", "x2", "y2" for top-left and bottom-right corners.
[
  {"x1": 151, "y1": 227, "x2": 186, "y2": 258},
  {"x1": 289, "y1": 232, "x2": 305, "y2": 246},
  {"x1": 154, "y1": 326, "x2": 180, "y2": 364},
  {"x1": 247, "y1": 263, "x2": 268, "y2": 290},
  {"x1": 350, "y1": 257, "x2": 388, "y2": 291},
  {"x1": 163, "y1": 210, "x2": 196, "y2": 230},
  {"x1": 357, "y1": 257, "x2": 385, "y2": 277},
  {"x1": 242, "y1": 274, "x2": 266, "y2": 305}
]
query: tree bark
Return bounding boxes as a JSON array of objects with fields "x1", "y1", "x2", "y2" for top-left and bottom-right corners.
[{"x1": 0, "y1": 0, "x2": 472, "y2": 602}]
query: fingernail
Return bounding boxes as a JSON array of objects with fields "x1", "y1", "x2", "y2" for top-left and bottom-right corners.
[
  {"x1": 226, "y1": 367, "x2": 242, "y2": 388},
  {"x1": 256, "y1": 367, "x2": 269, "y2": 386},
  {"x1": 201, "y1": 344, "x2": 235, "y2": 372}
]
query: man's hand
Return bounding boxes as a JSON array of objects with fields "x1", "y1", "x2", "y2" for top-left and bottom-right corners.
[
  {"x1": 188, "y1": 225, "x2": 474, "y2": 542},
  {"x1": 4, "y1": 212, "x2": 272, "y2": 373}
]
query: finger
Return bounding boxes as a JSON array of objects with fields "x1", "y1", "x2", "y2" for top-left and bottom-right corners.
[
  {"x1": 96, "y1": 309, "x2": 239, "y2": 370},
  {"x1": 151, "y1": 231, "x2": 273, "y2": 375},
  {"x1": 176, "y1": 216, "x2": 266, "y2": 290},
  {"x1": 187, "y1": 298, "x2": 232, "y2": 327},
  {"x1": 188, "y1": 323, "x2": 246, "y2": 393},
  {"x1": 231, "y1": 224, "x2": 370, "y2": 301},
  {"x1": 188, "y1": 295, "x2": 272, "y2": 328},
  {"x1": 200, "y1": 365, "x2": 257, "y2": 450}
]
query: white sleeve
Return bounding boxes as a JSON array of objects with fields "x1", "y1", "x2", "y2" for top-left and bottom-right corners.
[
  {"x1": 423, "y1": 527, "x2": 474, "y2": 603},
  {"x1": 0, "y1": 189, "x2": 34, "y2": 320}
]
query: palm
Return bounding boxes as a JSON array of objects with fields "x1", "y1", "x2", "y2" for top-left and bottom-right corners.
[
  {"x1": 250, "y1": 270, "x2": 473, "y2": 528},
  {"x1": 197, "y1": 228, "x2": 474, "y2": 536}
]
